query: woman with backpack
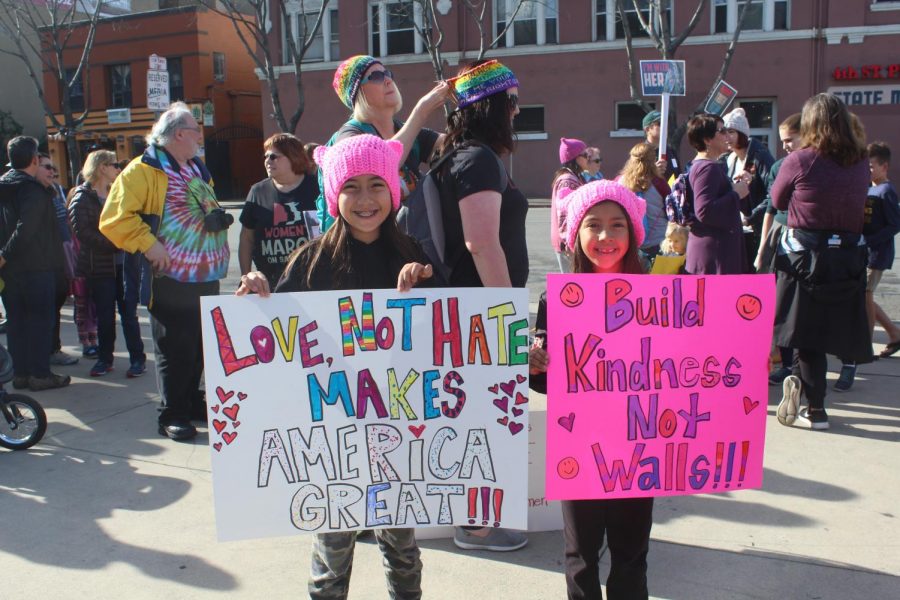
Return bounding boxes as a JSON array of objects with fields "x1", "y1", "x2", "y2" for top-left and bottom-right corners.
[
  {"x1": 433, "y1": 59, "x2": 529, "y2": 552},
  {"x1": 617, "y1": 142, "x2": 671, "y2": 265},
  {"x1": 315, "y1": 55, "x2": 451, "y2": 231},
  {"x1": 683, "y1": 113, "x2": 750, "y2": 274}
]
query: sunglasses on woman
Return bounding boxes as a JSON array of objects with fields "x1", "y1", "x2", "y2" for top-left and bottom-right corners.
[
  {"x1": 360, "y1": 69, "x2": 394, "y2": 85},
  {"x1": 507, "y1": 94, "x2": 519, "y2": 109}
]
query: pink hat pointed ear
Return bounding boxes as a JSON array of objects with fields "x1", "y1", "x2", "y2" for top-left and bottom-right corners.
[
  {"x1": 385, "y1": 139, "x2": 404, "y2": 161},
  {"x1": 313, "y1": 145, "x2": 329, "y2": 166}
]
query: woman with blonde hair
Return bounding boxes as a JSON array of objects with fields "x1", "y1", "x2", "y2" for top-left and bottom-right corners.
[
  {"x1": 771, "y1": 93, "x2": 871, "y2": 430},
  {"x1": 68, "y1": 150, "x2": 145, "y2": 378},
  {"x1": 618, "y1": 142, "x2": 671, "y2": 262},
  {"x1": 316, "y1": 55, "x2": 451, "y2": 230}
]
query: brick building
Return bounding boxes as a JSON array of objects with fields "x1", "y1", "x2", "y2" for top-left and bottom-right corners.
[
  {"x1": 259, "y1": 0, "x2": 900, "y2": 197},
  {"x1": 42, "y1": 5, "x2": 264, "y2": 198}
]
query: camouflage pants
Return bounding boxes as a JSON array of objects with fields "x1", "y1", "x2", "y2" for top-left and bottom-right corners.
[{"x1": 308, "y1": 529, "x2": 422, "y2": 600}]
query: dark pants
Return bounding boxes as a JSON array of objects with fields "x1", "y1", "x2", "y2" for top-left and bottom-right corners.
[
  {"x1": 793, "y1": 348, "x2": 827, "y2": 411},
  {"x1": 89, "y1": 264, "x2": 145, "y2": 365},
  {"x1": 2, "y1": 270, "x2": 56, "y2": 378},
  {"x1": 149, "y1": 276, "x2": 217, "y2": 424},
  {"x1": 562, "y1": 498, "x2": 654, "y2": 600},
  {"x1": 52, "y1": 270, "x2": 68, "y2": 353}
]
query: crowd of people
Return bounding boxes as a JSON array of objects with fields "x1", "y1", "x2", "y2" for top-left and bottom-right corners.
[{"x1": 1, "y1": 52, "x2": 898, "y2": 599}]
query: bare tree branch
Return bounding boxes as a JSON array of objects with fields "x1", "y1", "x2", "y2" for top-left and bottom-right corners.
[
  {"x1": 616, "y1": 0, "x2": 654, "y2": 114},
  {"x1": 671, "y1": 0, "x2": 708, "y2": 50}
]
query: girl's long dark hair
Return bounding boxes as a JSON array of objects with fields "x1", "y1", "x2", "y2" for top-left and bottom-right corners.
[
  {"x1": 283, "y1": 210, "x2": 420, "y2": 289},
  {"x1": 437, "y1": 61, "x2": 516, "y2": 157},
  {"x1": 553, "y1": 159, "x2": 585, "y2": 185},
  {"x1": 571, "y1": 201, "x2": 645, "y2": 275}
]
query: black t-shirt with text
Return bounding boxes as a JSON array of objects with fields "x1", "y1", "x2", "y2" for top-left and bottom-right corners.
[{"x1": 240, "y1": 175, "x2": 319, "y2": 285}]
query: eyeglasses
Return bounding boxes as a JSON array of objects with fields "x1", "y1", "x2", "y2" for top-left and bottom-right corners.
[
  {"x1": 179, "y1": 126, "x2": 201, "y2": 133},
  {"x1": 716, "y1": 128, "x2": 727, "y2": 134},
  {"x1": 264, "y1": 152, "x2": 284, "y2": 162},
  {"x1": 589, "y1": 158, "x2": 603, "y2": 164},
  {"x1": 40, "y1": 164, "x2": 54, "y2": 171},
  {"x1": 360, "y1": 69, "x2": 394, "y2": 85},
  {"x1": 108, "y1": 162, "x2": 122, "y2": 170},
  {"x1": 507, "y1": 93, "x2": 519, "y2": 109}
]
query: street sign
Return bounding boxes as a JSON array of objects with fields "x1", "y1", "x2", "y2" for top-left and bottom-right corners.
[
  {"x1": 147, "y1": 68, "x2": 170, "y2": 111},
  {"x1": 107, "y1": 108, "x2": 132, "y2": 124},
  {"x1": 148, "y1": 54, "x2": 167, "y2": 72},
  {"x1": 639, "y1": 60, "x2": 686, "y2": 96},
  {"x1": 705, "y1": 80, "x2": 738, "y2": 115}
]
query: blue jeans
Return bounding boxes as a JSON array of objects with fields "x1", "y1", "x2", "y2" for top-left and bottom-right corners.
[
  {"x1": 88, "y1": 265, "x2": 145, "y2": 365},
  {"x1": 1, "y1": 270, "x2": 56, "y2": 378}
]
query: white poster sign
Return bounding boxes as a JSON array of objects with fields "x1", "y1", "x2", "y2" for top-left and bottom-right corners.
[
  {"x1": 201, "y1": 288, "x2": 531, "y2": 541},
  {"x1": 147, "y1": 69, "x2": 170, "y2": 111}
]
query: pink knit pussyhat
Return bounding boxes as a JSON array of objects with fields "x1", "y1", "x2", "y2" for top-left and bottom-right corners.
[
  {"x1": 565, "y1": 179, "x2": 647, "y2": 250},
  {"x1": 559, "y1": 137, "x2": 587, "y2": 164},
  {"x1": 314, "y1": 134, "x2": 404, "y2": 218}
]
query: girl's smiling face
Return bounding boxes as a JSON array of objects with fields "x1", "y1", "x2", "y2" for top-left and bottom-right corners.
[
  {"x1": 578, "y1": 201, "x2": 630, "y2": 273},
  {"x1": 338, "y1": 174, "x2": 392, "y2": 243}
]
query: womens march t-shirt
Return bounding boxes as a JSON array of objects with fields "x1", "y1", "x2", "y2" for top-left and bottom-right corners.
[
  {"x1": 239, "y1": 175, "x2": 319, "y2": 285},
  {"x1": 436, "y1": 143, "x2": 529, "y2": 288},
  {"x1": 156, "y1": 153, "x2": 229, "y2": 283}
]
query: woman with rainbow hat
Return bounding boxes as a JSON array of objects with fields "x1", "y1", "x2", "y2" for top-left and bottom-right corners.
[
  {"x1": 316, "y1": 55, "x2": 450, "y2": 231},
  {"x1": 433, "y1": 59, "x2": 530, "y2": 552}
]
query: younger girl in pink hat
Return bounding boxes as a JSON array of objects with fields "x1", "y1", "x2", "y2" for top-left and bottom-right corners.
[
  {"x1": 236, "y1": 133, "x2": 432, "y2": 598},
  {"x1": 530, "y1": 180, "x2": 655, "y2": 600}
]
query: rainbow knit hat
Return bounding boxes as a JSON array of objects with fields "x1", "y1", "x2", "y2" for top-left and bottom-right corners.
[
  {"x1": 449, "y1": 60, "x2": 519, "y2": 108},
  {"x1": 332, "y1": 55, "x2": 382, "y2": 109},
  {"x1": 313, "y1": 134, "x2": 404, "y2": 218}
]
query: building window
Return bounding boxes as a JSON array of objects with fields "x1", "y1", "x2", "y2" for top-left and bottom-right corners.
[
  {"x1": 283, "y1": 2, "x2": 339, "y2": 64},
  {"x1": 871, "y1": 1, "x2": 900, "y2": 12},
  {"x1": 513, "y1": 106, "x2": 545, "y2": 133},
  {"x1": 167, "y1": 57, "x2": 184, "y2": 101},
  {"x1": 713, "y1": 0, "x2": 789, "y2": 34},
  {"x1": 213, "y1": 52, "x2": 226, "y2": 82},
  {"x1": 63, "y1": 67, "x2": 85, "y2": 113},
  {"x1": 371, "y1": 1, "x2": 425, "y2": 57},
  {"x1": 108, "y1": 63, "x2": 132, "y2": 108},
  {"x1": 495, "y1": 0, "x2": 558, "y2": 48},
  {"x1": 595, "y1": 0, "x2": 672, "y2": 41},
  {"x1": 737, "y1": 98, "x2": 777, "y2": 156},
  {"x1": 615, "y1": 101, "x2": 657, "y2": 131}
]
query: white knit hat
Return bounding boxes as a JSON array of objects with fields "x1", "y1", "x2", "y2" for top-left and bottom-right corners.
[{"x1": 723, "y1": 108, "x2": 751, "y2": 137}]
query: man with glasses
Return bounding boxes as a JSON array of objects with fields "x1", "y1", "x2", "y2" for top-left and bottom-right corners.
[
  {"x1": 100, "y1": 102, "x2": 229, "y2": 441},
  {"x1": 0, "y1": 136, "x2": 71, "y2": 391}
]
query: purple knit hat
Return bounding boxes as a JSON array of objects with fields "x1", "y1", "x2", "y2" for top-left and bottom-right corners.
[
  {"x1": 313, "y1": 135, "x2": 403, "y2": 218},
  {"x1": 559, "y1": 138, "x2": 587, "y2": 164},
  {"x1": 565, "y1": 180, "x2": 647, "y2": 250}
]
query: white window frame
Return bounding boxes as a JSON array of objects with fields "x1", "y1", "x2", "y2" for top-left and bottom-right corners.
[
  {"x1": 736, "y1": 97, "x2": 778, "y2": 157},
  {"x1": 593, "y1": 0, "x2": 675, "y2": 42},
  {"x1": 712, "y1": 0, "x2": 790, "y2": 34},
  {"x1": 612, "y1": 100, "x2": 658, "y2": 136},
  {"x1": 870, "y1": 1, "x2": 900, "y2": 11},
  {"x1": 370, "y1": 0, "x2": 426, "y2": 57},
  {"x1": 494, "y1": 0, "x2": 559, "y2": 48},
  {"x1": 513, "y1": 105, "x2": 547, "y2": 139},
  {"x1": 283, "y1": 1, "x2": 339, "y2": 64}
]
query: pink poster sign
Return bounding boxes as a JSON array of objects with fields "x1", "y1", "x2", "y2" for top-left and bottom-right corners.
[{"x1": 545, "y1": 274, "x2": 775, "y2": 500}]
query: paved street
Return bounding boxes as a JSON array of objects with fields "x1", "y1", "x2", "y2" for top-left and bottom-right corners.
[{"x1": 2, "y1": 207, "x2": 899, "y2": 599}]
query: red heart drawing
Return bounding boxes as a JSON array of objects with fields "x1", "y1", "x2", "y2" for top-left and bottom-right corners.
[
  {"x1": 212, "y1": 419, "x2": 227, "y2": 434},
  {"x1": 493, "y1": 397, "x2": 509, "y2": 413},
  {"x1": 223, "y1": 404, "x2": 240, "y2": 421},
  {"x1": 213, "y1": 442, "x2": 222, "y2": 452},
  {"x1": 210, "y1": 405, "x2": 220, "y2": 414},
  {"x1": 487, "y1": 384, "x2": 499, "y2": 394},
  {"x1": 558, "y1": 412, "x2": 575, "y2": 432},
  {"x1": 215, "y1": 386, "x2": 234, "y2": 404},
  {"x1": 497, "y1": 416, "x2": 509, "y2": 426},
  {"x1": 743, "y1": 396, "x2": 760, "y2": 415},
  {"x1": 500, "y1": 380, "x2": 516, "y2": 397},
  {"x1": 516, "y1": 374, "x2": 526, "y2": 384},
  {"x1": 237, "y1": 392, "x2": 248, "y2": 401},
  {"x1": 512, "y1": 406, "x2": 524, "y2": 417},
  {"x1": 233, "y1": 421, "x2": 241, "y2": 428},
  {"x1": 408, "y1": 425, "x2": 426, "y2": 438},
  {"x1": 508, "y1": 421, "x2": 524, "y2": 435},
  {"x1": 222, "y1": 431, "x2": 238, "y2": 445},
  {"x1": 515, "y1": 392, "x2": 528, "y2": 405}
]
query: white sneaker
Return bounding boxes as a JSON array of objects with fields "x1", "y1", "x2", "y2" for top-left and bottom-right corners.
[
  {"x1": 49, "y1": 351, "x2": 79, "y2": 366},
  {"x1": 777, "y1": 375, "x2": 801, "y2": 426},
  {"x1": 795, "y1": 408, "x2": 830, "y2": 431}
]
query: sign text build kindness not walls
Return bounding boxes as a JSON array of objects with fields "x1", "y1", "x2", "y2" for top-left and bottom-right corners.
[
  {"x1": 546, "y1": 274, "x2": 775, "y2": 501},
  {"x1": 200, "y1": 289, "x2": 530, "y2": 542}
]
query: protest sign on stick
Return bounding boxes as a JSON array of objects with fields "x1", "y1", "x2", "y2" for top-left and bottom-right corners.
[
  {"x1": 705, "y1": 80, "x2": 738, "y2": 116},
  {"x1": 545, "y1": 274, "x2": 774, "y2": 500},
  {"x1": 640, "y1": 60, "x2": 686, "y2": 163},
  {"x1": 201, "y1": 288, "x2": 530, "y2": 541}
]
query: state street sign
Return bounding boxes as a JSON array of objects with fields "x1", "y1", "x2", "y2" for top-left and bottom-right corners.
[{"x1": 147, "y1": 69, "x2": 170, "y2": 111}]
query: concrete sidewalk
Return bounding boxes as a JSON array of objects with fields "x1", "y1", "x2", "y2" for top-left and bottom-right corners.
[{"x1": 2, "y1": 207, "x2": 899, "y2": 599}]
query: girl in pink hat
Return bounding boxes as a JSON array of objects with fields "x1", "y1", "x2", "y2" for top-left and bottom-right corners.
[
  {"x1": 236, "y1": 133, "x2": 432, "y2": 598},
  {"x1": 530, "y1": 180, "x2": 655, "y2": 600},
  {"x1": 551, "y1": 137, "x2": 590, "y2": 273}
]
